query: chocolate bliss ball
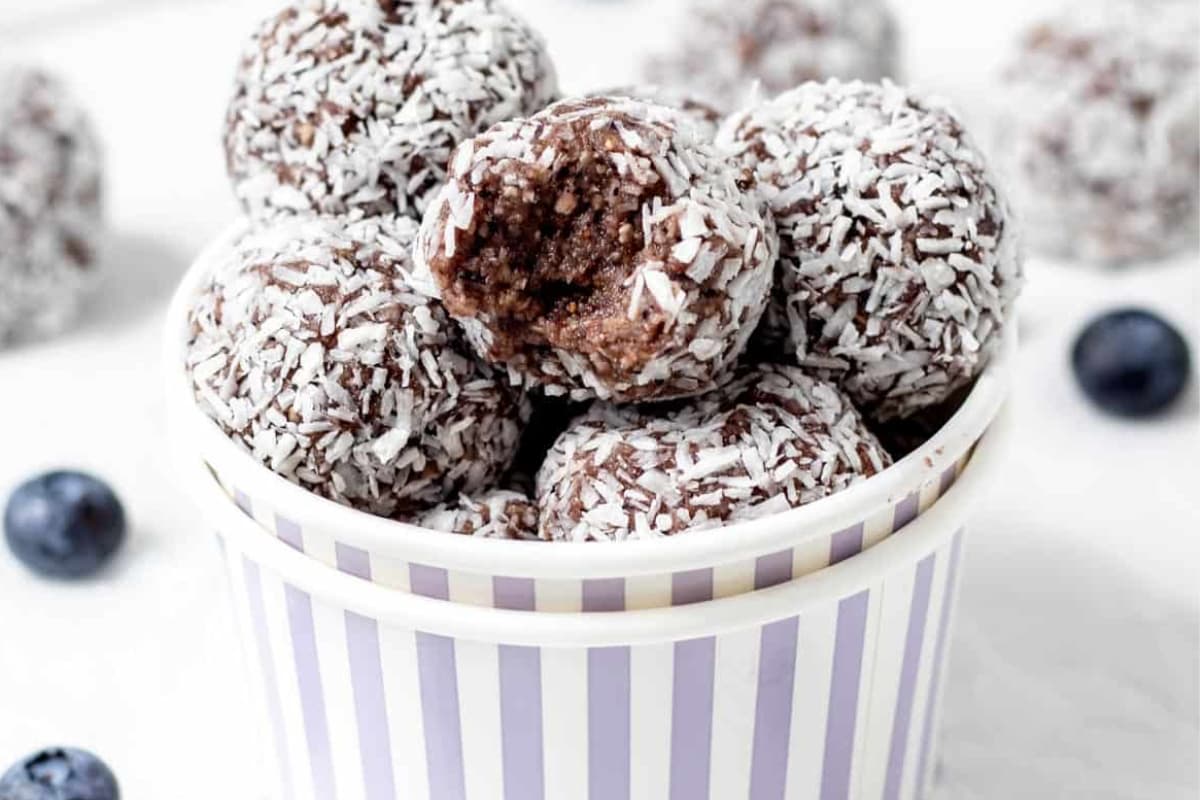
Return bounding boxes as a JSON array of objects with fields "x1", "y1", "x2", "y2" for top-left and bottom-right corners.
[{"x1": 415, "y1": 96, "x2": 778, "y2": 403}]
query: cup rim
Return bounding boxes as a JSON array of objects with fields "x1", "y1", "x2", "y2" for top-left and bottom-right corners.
[
  {"x1": 199, "y1": 406, "x2": 1007, "y2": 646},
  {"x1": 165, "y1": 221, "x2": 1014, "y2": 579}
]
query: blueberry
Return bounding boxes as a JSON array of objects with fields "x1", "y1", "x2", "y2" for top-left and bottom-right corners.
[
  {"x1": 4, "y1": 472, "x2": 126, "y2": 579},
  {"x1": 1072, "y1": 309, "x2": 1192, "y2": 418},
  {"x1": 0, "y1": 748, "x2": 119, "y2": 800}
]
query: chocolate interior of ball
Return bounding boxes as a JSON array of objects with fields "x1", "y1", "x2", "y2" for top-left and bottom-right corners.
[{"x1": 431, "y1": 120, "x2": 680, "y2": 380}]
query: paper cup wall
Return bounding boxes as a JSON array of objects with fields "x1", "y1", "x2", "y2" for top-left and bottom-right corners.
[
  {"x1": 165, "y1": 228, "x2": 1013, "y2": 611},
  {"x1": 196, "y1": 408, "x2": 1009, "y2": 800}
]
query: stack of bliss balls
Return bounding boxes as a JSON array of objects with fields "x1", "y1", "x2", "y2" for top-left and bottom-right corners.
[{"x1": 186, "y1": 0, "x2": 1022, "y2": 543}]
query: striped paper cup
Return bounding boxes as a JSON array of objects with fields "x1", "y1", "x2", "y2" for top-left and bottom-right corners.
[
  {"x1": 196, "y1": 406, "x2": 1009, "y2": 800},
  {"x1": 166, "y1": 224, "x2": 1013, "y2": 611}
]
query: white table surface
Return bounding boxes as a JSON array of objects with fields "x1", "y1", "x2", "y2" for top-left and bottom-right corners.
[{"x1": 0, "y1": 1, "x2": 1196, "y2": 797}]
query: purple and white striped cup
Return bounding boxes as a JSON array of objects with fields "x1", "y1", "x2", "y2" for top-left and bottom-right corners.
[
  {"x1": 195, "y1": 409, "x2": 1009, "y2": 800},
  {"x1": 165, "y1": 226, "x2": 1014, "y2": 612}
]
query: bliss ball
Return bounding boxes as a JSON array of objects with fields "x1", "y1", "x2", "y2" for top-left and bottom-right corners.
[
  {"x1": 536, "y1": 364, "x2": 891, "y2": 541},
  {"x1": 587, "y1": 86, "x2": 724, "y2": 140},
  {"x1": 645, "y1": 0, "x2": 899, "y2": 111},
  {"x1": 414, "y1": 489, "x2": 539, "y2": 539},
  {"x1": 0, "y1": 67, "x2": 102, "y2": 345},
  {"x1": 720, "y1": 80, "x2": 1023, "y2": 422},
  {"x1": 186, "y1": 215, "x2": 528, "y2": 518},
  {"x1": 224, "y1": 0, "x2": 559, "y2": 221},
  {"x1": 994, "y1": 0, "x2": 1200, "y2": 263},
  {"x1": 414, "y1": 96, "x2": 778, "y2": 403}
]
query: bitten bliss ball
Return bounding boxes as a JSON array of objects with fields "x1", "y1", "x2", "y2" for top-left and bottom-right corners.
[
  {"x1": 721, "y1": 80, "x2": 1022, "y2": 422},
  {"x1": 224, "y1": 0, "x2": 559, "y2": 221},
  {"x1": 993, "y1": 0, "x2": 1200, "y2": 263},
  {"x1": 415, "y1": 96, "x2": 778, "y2": 403},
  {"x1": 0, "y1": 67, "x2": 102, "y2": 344},
  {"x1": 186, "y1": 216, "x2": 528, "y2": 518},
  {"x1": 536, "y1": 364, "x2": 890, "y2": 541},
  {"x1": 645, "y1": 0, "x2": 898, "y2": 111}
]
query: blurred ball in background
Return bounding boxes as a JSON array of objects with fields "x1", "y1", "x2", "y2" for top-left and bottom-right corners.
[
  {"x1": 992, "y1": 0, "x2": 1200, "y2": 265},
  {"x1": 642, "y1": 0, "x2": 899, "y2": 111},
  {"x1": 0, "y1": 66, "x2": 103, "y2": 346}
]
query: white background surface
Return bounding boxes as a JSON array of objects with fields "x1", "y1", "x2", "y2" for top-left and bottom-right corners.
[{"x1": 0, "y1": 1, "x2": 1196, "y2": 797}]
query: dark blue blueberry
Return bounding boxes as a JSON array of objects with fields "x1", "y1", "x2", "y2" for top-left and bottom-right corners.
[
  {"x1": 4, "y1": 471, "x2": 126, "y2": 579},
  {"x1": 1072, "y1": 309, "x2": 1191, "y2": 418},
  {"x1": 0, "y1": 748, "x2": 119, "y2": 800}
]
